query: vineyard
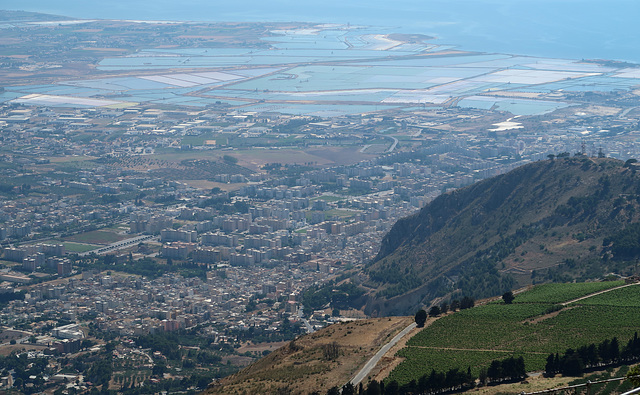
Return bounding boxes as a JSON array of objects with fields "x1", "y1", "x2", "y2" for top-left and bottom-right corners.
[
  {"x1": 388, "y1": 280, "x2": 640, "y2": 385},
  {"x1": 391, "y1": 348, "x2": 514, "y2": 384},
  {"x1": 571, "y1": 283, "x2": 640, "y2": 307},
  {"x1": 513, "y1": 281, "x2": 624, "y2": 304}
]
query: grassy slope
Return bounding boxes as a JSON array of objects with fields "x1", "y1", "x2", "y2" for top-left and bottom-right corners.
[
  {"x1": 208, "y1": 317, "x2": 411, "y2": 395},
  {"x1": 388, "y1": 280, "x2": 640, "y2": 385}
]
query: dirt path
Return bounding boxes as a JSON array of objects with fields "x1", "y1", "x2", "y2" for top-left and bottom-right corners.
[
  {"x1": 561, "y1": 281, "x2": 639, "y2": 306},
  {"x1": 405, "y1": 345, "x2": 549, "y2": 355}
]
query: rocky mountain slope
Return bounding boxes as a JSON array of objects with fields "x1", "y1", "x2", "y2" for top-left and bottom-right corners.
[{"x1": 361, "y1": 157, "x2": 640, "y2": 315}]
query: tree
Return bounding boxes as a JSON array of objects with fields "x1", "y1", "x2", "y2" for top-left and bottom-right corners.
[
  {"x1": 322, "y1": 342, "x2": 340, "y2": 360},
  {"x1": 562, "y1": 354, "x2": 584, "y2": 376},
  {"x1": 384, "y1": 380, "x2": 399, "y2": 395},
  {"x1": 502, "y1": 291, "x2": 515, "y2": 304},
  {"x1": 428, "y1": 305, "x2": 441, "y2": 317},
  {"x1": 152, "y1": 363, "x2": 167, "y2": 376},
  {"x1": 487, "y1": 360, "x2": 502, "y2": 382},
  {"x1": 415, "y1": 309, "x2": 427, "y2": 327},
  {"x1": 342, "y1": 383, "x2": 356, "y2": 395},
  {"x1": 366, "y1": 380, "x2": 381, "y2": 395},
  {"x1": 478, "y1": 368, "x2": 488, "y2": 386},
  {"x1": 460, "y1": 296, "x2": 475, "y2": 309},
  {"x1": 223, "y1": 154, "x2": 238, "y2": 164},
  {"x1": 610, "y1": 337, "x2": 620, "y2": 361},
  {"x1": 544, "y1": 353, "x2": 557, "y2": 377},
  {"x1": 627, "y1": 364, "x2": 640, "y2": 387}
]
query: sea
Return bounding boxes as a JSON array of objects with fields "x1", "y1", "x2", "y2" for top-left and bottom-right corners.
[{"x1": 2, "y1": 0, "x2": 639, "y2": 63}]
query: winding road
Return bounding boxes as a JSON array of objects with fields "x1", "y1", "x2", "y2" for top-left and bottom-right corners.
[{"x1": 350, "y1": 322, "x2": 417, "y2": 386}]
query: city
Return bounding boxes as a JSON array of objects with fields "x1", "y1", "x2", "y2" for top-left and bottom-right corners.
[{"x1": 0, "y1": 10, "x2": 640, "y2": 394}]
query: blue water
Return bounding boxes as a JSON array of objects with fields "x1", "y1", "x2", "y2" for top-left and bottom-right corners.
[{"x1": 3, "y1": 0, "x2": 639, "y2": 63}]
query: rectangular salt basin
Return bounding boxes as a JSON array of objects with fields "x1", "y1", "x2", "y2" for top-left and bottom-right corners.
[{"x1": 12, "y1": 94, "x2": 123, "y2": 108}]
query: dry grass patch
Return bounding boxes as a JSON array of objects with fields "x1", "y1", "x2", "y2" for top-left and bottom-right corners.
[{"x1": 208, "y1": 317, "x2": 411, "y2": 395}]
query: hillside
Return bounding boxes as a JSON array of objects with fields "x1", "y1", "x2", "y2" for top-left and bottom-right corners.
[
  {"x1": 210, "y1": 281, "x2": 640, "y2": 395},
  {"x1": 207, "y1": 316, "x2": 411, "y2": 395},
  {"x1": 361, "y1": 157, "x2": 640, "y2": 315},
  {"x1": 384, "y1": 279, "x2": 640, "y2": 393}
]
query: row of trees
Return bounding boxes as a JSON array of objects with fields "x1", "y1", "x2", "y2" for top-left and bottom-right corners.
[
  {"x1": 415, "y1": 296, "x2": 476, "y2": 326},
  {"x1": 485, "y1": 356, "x2": 526, "y2": 383},
  {"x1": 316, "y1": 355, "x2": 525, "y2": 395},
  {"x1": 545, "y1": 332, "x2": 640, "y2": 376}
]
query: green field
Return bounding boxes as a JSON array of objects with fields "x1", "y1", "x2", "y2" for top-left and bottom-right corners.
[
  {"x1": 514, "y1": 281, "x2": 624, "y2": 304},
  {"x1": 572, "y1": 284, "x2": 640, "y2": 307},
  {"x1": 61, "y1": 242, "x2": 100, "y2": 253},
  {"x1": 388, "y1": 281, "x2": 639, "y2": 385},
  {"x1": 324, "y1": 209, "x2": 357, "y2": 219}
]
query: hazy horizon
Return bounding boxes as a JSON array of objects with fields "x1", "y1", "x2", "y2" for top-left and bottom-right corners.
[{"x1": 2, "y1": 0, "x2": 639, "y2": 63}]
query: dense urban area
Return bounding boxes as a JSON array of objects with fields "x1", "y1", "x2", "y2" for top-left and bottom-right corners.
[{"x1": 1, "y1": 11, "x2": 640, "y2": 395}]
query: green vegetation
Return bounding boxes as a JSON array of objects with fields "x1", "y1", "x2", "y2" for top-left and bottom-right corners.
[
  {"x1": 570, "y1": 366, "x2": 635, "y2": 395},
  {"x1": 543, "y1": 332, "x2": 640, "y2": 377},
  {"x1": 75, "y1": 256, "x2": 207, "y2": 280},
  {"x1": 324, "y1": 209, "x2": 356, "y2": 219},
  {"x1": 302, "y1": 281, "x2": 366, "y2": 313},
  {"x1": 604, "y1": 223, "x2": 640, "y2": 259},
  {"x1": 570, "y1": 284, "x2": 640, "y2": 307},
  {"x1": 364, "y1": 158, "x2": 640, "y2": 315},
  {"x1": 393, "y1": 348, "x2": 513, "y2": 383},
  {"x1": 60, "y1": 241, "x2": 100, "y2": 253},
  {"x1": 388, "y1": 281, "x2": 640, "y2": 386},
  {"x1": 514, "y1": 281, "x2": 624, "y2": 303},
  {"x1": 414, "y1": 309, "x2": 427, "y2": 327},
  {"x1": 78, "y1": 328, "x2": 234, "y2": 394},
  {"x1": 64, "y1": 230, "x2": 129, "y2": 245}
]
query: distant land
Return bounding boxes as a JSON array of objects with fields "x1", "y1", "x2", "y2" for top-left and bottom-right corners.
[
  {"x1": 2, "y1": 0, "x2": 639, "y2": 63},
  {"x1": 2, "y1": 12, "x2": 639, "y2": 119}
]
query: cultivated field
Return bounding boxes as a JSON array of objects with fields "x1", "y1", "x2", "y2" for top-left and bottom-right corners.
[{"x1": 388, "y1": 280, "x2": 638, "y2": 385}]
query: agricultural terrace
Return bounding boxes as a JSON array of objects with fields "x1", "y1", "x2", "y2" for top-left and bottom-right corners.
[
  {"x1": 513, "y1": 281, "x2": 625, "y2": 304},
  {"x1": 388, "y1": 280, "x2": 639, "y2": 385},
  {"x1": 569, "y1": 283, "x2": 640, "y2": 307}
]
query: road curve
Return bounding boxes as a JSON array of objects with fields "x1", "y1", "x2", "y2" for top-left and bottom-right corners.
[{"x1": 350, "y1": 322, "x2": 417, "y2": 386}]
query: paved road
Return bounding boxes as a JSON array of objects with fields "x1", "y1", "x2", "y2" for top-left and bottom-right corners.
[
  {"x1": 297, "y1": 309, "x2": 315, "y2": 334},
  {"x1": 386, "y1": 136, "x2": 398, "y2": 153},
  {"x1": 350, "y1": 322, "x2": 417, "y2": 386}
]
